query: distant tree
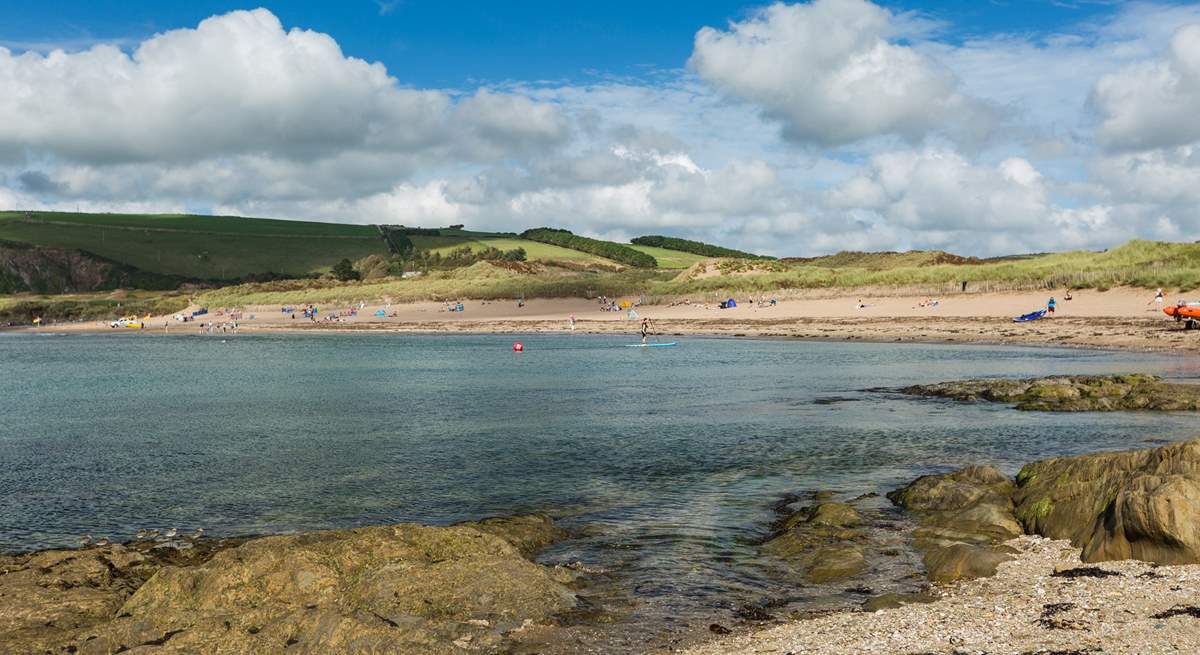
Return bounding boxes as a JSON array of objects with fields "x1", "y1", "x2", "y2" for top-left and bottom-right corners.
[{"x1": 332, "y1": 258, "x2": 360, "y2": 281}]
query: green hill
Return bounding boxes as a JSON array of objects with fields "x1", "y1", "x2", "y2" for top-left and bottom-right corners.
[
  {"x1": 0, "y1": 211, "x2": 388, "y2": 280},
  {"x1": 631, "y1": 235, "x2": 769, "y2": 260}
]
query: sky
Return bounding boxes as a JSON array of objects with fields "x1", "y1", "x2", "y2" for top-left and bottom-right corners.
[{"x1": 1, "y1": 0, "x2": 1199, "y2": 256}]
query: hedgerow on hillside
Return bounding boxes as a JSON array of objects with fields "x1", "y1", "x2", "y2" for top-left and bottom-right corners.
[
  {"x1": 520, "y1": 228, "x2": 657, "y2": 268},
  {"x1": 631, "y1": 235, "x2": 770, "y2": 260}
]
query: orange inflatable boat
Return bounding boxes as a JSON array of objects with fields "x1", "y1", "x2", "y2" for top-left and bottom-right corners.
[{"x1": 1165, "y1": 303, "x2": 1200, "y2": 328}]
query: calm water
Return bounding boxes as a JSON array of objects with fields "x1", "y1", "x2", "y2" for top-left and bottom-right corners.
[{"x1": 3, "y1": 332, "x2": 1200, "y2": 645}]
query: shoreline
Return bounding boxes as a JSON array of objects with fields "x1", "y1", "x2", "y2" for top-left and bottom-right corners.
[
  {"x1": 679, "y1": 534, "x2": 1200, "y2": 655},
  {"x1": 9, "y1": 286, "x2": 1196, "y2": 353},
  {"x1": 16, "y1": 315, "x2": 1200, "y2": 356}
]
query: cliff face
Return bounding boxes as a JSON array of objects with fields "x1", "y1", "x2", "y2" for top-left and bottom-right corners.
[{"x1": 0, "y1": 241, "x2": 182, "y2": 294}]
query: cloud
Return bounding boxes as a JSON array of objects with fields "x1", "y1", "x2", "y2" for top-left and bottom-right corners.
[
  {"x1": 689, "y1": 0, "x2": 993, "y2": 146},
  {"x1": 1093, "y1": 23, "x2": 1200, "y2": 151},
  {"x1": 4, "y1": 2, "x2": 1200, "y2": 260},
  {"x1": 0, "y1": 9, "x2": 565, "y2": 167}
]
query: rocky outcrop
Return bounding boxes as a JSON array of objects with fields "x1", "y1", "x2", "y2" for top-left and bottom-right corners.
[
  {"x1": 0, "y1": 516, "x2": 577, "y2": 655},
  {"x1": 890, "y1": 438, "x2": 1200, "y2": 585},
  {"x1": 887, "y1": 466, "x2": 1021, "y2": 582},
  {"x1": 1014, "y1": 439, "x2": 1200, "y2": 564},
  {"x1": 899, "y1": 374, "x2": 1200, "y2": 411},
  {"x1": 761, "y1": 502, "x2": 868, "y2": 583},
  {"x1": 0, "y1": 239, "x2": 183, "y2": 294}
]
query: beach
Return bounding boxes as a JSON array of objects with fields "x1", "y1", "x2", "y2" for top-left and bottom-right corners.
[
  {"x1": 32, "y1": 287, "x2": 1200, "y2": 354},
  {"x1": 680, "y1": 535, "x2": 1200, "y2": 655}
]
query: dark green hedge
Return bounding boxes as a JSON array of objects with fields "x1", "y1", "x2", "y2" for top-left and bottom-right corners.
[
  {"x1": 631, "y1": 235, "x2": 770, "y2": 260},
  {"x1": 520, "y1": 228, "x2": 657, "y2": 268}
]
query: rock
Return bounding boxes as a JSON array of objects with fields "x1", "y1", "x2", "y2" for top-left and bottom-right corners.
[
  {"x1": 471, "y1": 514, "x2": 567, "y2": 559},
  {"x1": 861, "y1": 592, "x2": 938, "y2": 612},
  {"x1": 921, "y1": 543, "x2": 1018, "y2": 582},
  {"x1": 762, "y1": 503, "x2": 867, "y2": 583},
  {"x1": 1014, "y1": 439, "x2": 1200, "y2": 565},
  {"x1": 0, "y1": 545, "x2": 152, "y2": 653},
  {"x1": 888, "y1": 466, "x2": 1019, "y2": 582},
  {"x1": 899, "y1": 374, "x2": 1200, "y2": 411},
  {"x1": 0, "y1": 515, "x2": 576, "y2": 655}
]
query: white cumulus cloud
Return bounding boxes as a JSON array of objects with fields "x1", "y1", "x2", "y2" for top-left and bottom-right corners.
[{"x1": 689, "y1": 0, "x2": 992, "y2": 146}]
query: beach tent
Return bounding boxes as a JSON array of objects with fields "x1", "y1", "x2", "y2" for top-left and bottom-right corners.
[
  {"x1": 375, "y1": 309, "x2": 386, "y2": 317},
  {"x1": 725, "y1": 298, "x2": 737, "y2": 308}
]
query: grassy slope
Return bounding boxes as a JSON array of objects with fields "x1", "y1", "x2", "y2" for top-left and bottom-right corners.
[
  {"x1": 0, "y1": 290, "x2": 191, "y2": 323},
  {"x1": 627, "y1": 245, "x2": 708, "y2": 269},
  {"x1": 196, "y1": 262, "x2": 671, "y2": 306},
  {"x1": 0, "y1": 211, "x2": 389, "y2": 279},
  {"x1": 668, "y1": 240, "x2": 1200, "y2": 295},
  {"x1": 410, "y1": 233, "x2": 622, "y2": 265}
]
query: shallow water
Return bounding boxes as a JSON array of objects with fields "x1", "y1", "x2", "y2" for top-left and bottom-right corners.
[{"x1": 3, "y1": 332, "x2": 1199, "y2": 647}]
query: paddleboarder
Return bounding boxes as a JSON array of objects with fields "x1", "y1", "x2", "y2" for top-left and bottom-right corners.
[{"x1": 640, "y1": 317, "x2": 653, "y2": 344}]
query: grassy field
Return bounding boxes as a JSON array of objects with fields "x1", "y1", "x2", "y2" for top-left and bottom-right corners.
[
  {"x1": 0, "y1": 211, "x2": 389, "y2": 280},
  {"x1": 412, "y1": 234, "x2": 619, "y2": 265},
  {"x1": 627, "y1": 244, "x2": 709, "y2": 269}
]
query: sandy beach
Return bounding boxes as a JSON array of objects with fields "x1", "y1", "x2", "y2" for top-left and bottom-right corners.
[{"x1": 34, "y1": 287, "x2": 1200, "y2": 353}]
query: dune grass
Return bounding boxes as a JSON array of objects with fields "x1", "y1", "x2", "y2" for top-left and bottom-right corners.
[
  {"x1": 0, "y1": 290, "x2": 191, "y2": 324},
  {"x1": 182, "y1": 240, "x2": 1200, "y2": 309},
  {"x1": 195, "y1": 262, "x2": 670, "y2": 307}
]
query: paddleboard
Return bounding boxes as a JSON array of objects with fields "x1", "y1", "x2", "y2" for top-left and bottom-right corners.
[{"x1": 625, "y1": 342, "x2": 677, "y2": 348}]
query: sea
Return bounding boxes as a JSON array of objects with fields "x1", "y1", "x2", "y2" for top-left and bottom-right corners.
[{"x1": 3, "y1": 331, "x2": 1198, "y2": 649}]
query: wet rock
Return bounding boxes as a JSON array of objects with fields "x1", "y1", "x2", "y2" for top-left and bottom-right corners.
[
  {"x1": 861, "y1": 591, "x2": 938, "y2": 612},
  {"x1": 762, "y1": 503, "x2": 867, "y2": 583},
  {"x1": 899, "y1": 374, "x2": 1200, "y2": 411},
  {"x1": 472, "y1": 514, "x2": 567, "y2": 559},
  {"x1": 1014, "y1": 439, "x2": 1200, "y2": 565},
  {"x1": 0, "y1": 515, "x2": 576, "y2": 655},
  {"x1": 888, "y1": 466, "x2": 1020, "y2": 582},
  {"x1": 921, "y1": 542, "x2": 1018, "y2": 581}
]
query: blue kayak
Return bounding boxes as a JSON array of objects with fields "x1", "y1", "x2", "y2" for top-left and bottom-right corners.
[{"x1": 1013, "y1": 309, "x2": 1047, "y2": 322}]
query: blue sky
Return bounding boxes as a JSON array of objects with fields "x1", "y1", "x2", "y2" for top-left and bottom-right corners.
[
  {"x1": 2, "y1": 1, "x2": 1122, "y2": 85},
  {"x1": 1, "y1": 1, "x2": 1199, "y2": 256}
]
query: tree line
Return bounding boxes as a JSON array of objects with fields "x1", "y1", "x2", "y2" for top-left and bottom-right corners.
[{"x1": 520, "y1": 228, "x2": 657, "y2": 268}]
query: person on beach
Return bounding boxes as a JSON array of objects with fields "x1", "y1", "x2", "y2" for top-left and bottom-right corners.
[
  {"x1": 1047, "y1": 297, "x2": 1056, "y2": 314},
  {"x1": 1149, "y1": 288, "x2": 1165, "y2": 306},
  {"x1": 640, "y1": 317, "x2": 652, "y2": 344},
  {"x1": 569, "y1": 314, "x2": 576, "y2": 331}
]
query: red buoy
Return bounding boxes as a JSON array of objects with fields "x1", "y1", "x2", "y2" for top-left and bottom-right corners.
[{"x1": 513, "y1": 341, "x2": 524, "y2": 352}]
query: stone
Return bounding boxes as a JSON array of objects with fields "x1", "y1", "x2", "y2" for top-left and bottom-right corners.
[
  {"x1": 762, "y1": 503, "x2": 867, "y2": 583},
  {"x1": 888, "y1": 465, "x2": 1019, "y2": 582},
  {"x1": 899, "y1": 375, "x2": 1200, "y2": 412},
  {"x1": 1014, "y1": 439, "x2": 1200, "y2": 565},
  {"x1": 861, "y1": 592, "x2": 938, "y2": 612},
  {"x1": 0, "y1": 515, "x2": 576, "y2": 655}
]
